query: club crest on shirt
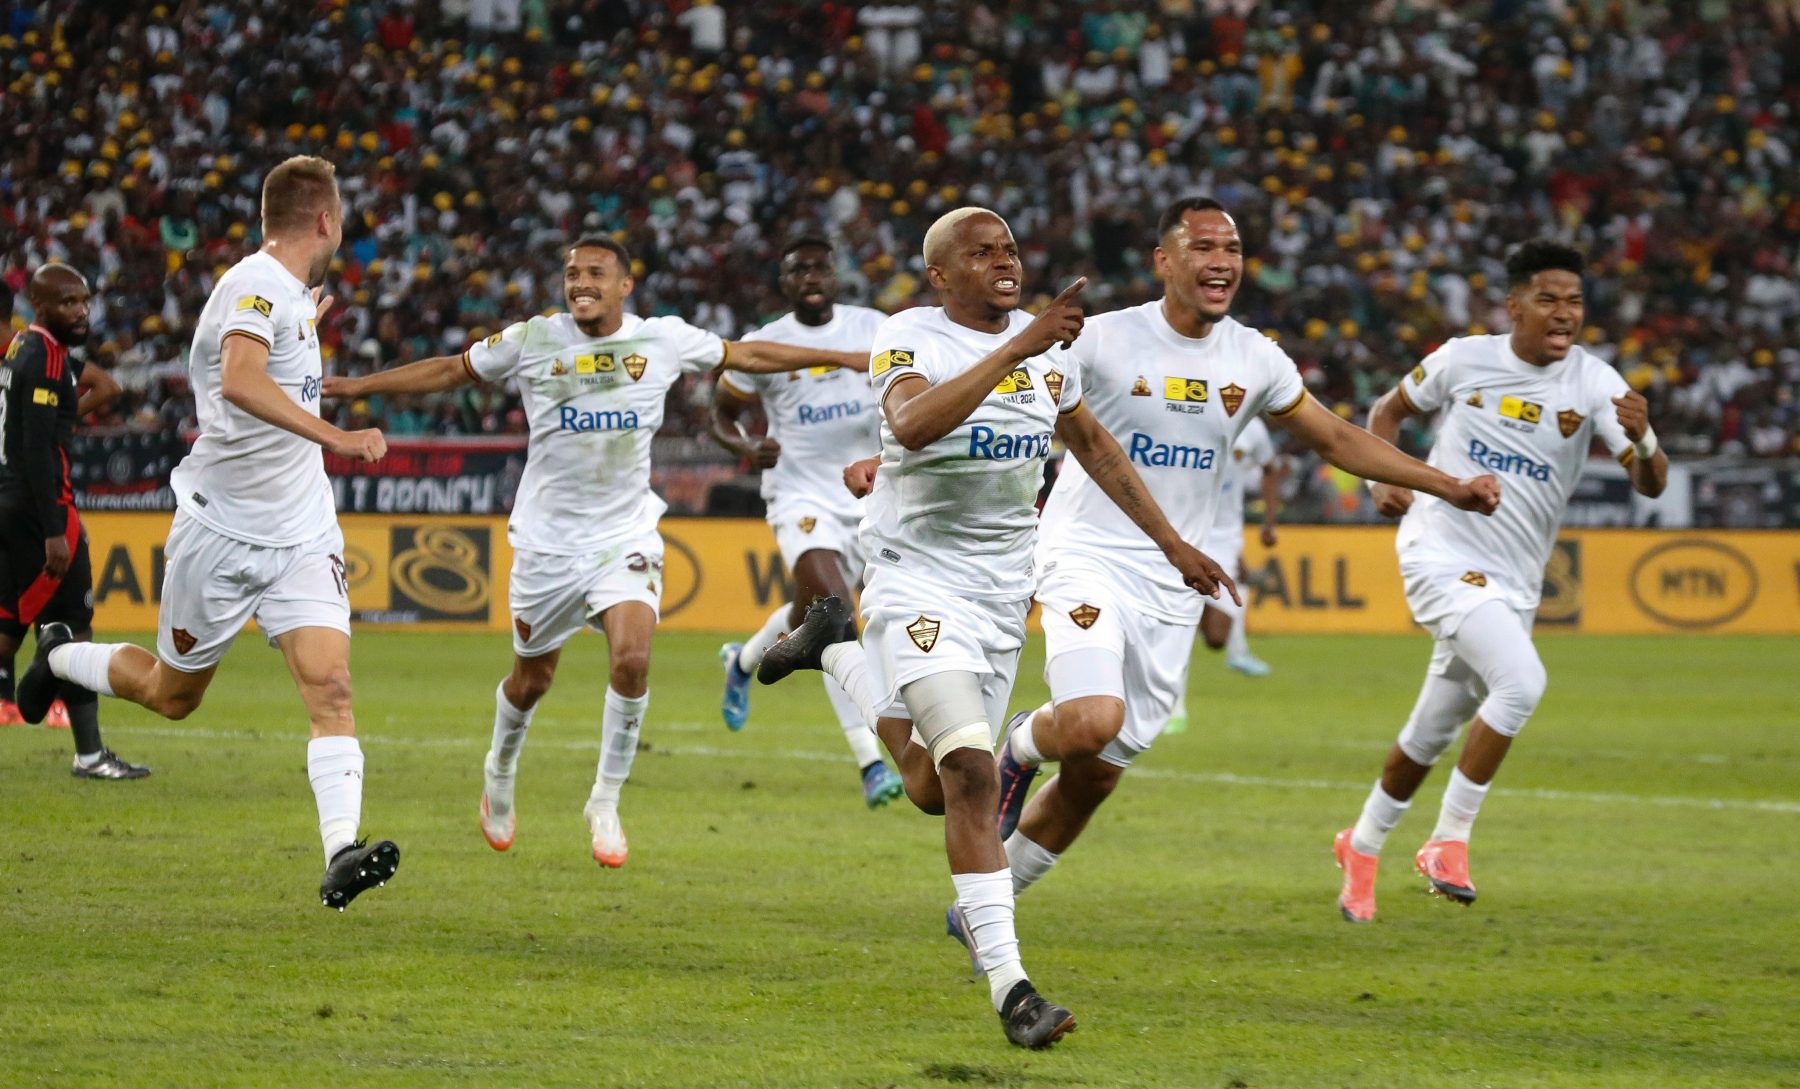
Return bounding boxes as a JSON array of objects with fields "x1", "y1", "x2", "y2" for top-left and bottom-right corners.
[
  {"x1": 1220, "y1": 383, "x2": 1246, "y2": 417},
  {"x1": 623, "y1": 353, "x2": 648, "y2": 381},
  {"x1": 1557, "y1": 408, "x2": 1585, "y2": 439},
  {"x1": 1044, "y1": 369, "x2": 1065, "y2": 405},
  {"x1": 1130, "y1": 376, "x2": 1153, "y2": 396},
  {"x1": 1466, "y1": 391, "x2": 1484, "y2": 408},
  {"x1": 515, "y1": 618, "x2": 533, "y2": 643},
  {"x1": 1068, "y1": 603, "x2": 1101, "y2": 630},
  {"x1": 171, "y1": 628, "x2": 197, "y2": 655},
  {"x1": 906, "y1": 615, "x2": 941, "y2": 653},
  {"x1": 1232, "y1": 447, "x2": 1245, "y2": 461},
  {"x1": 1460, "y1": 571, "x2": 1488, "y2": 587},
  {"x1": 798, "y1": 516, "x2": 817, "y2": 534},
  {"x1": 1499, "y1": 395, "x2": 1543, "y2": 430}
]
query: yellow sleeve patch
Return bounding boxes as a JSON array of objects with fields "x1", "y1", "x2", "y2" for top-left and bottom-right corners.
[
  {"x1": 235, "y1": 294, "x2": 274, "y2": 317},
  {"x1": 870, "y1": 349, "x2": 914, "y2": 378},
  {"x1": 32, "y1": 387, "x2": 59, "y2": 406}
]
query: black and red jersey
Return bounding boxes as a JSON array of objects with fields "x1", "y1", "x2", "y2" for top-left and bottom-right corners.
[{"x1": 0, "y1": 325, "x2": 85, "y2": 536}]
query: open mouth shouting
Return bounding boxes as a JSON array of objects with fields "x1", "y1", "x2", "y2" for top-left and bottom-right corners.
[{"x1": 991, "y1": 275, "x2": 1020, "y2": 298}]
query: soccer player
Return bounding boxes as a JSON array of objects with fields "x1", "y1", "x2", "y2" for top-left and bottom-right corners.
[
  {"x1": 759, "y1": 207, "x2": 1232, "y2": 1049},
  {"x1": 322, "y1": 237, "x2": 870, "y2": 868},
  {"x1": 0, "y1": 264, "x2": 142, "y2": 776},
  {"x1": 1165, "y1": 415, "x2": 1282, "y2": 735},
  {"x1": 709, "y1": 238, "x2": 904, "y2": 808},
  {"x1": 16, "y1": 157, "x2": 400, "y2": 909},
  {"x1": 990, "y1": 197, "x2": 1501, "y2": 910},
  {"x1": 1332, "y1": 239, "x2": 1667, "y2": 922}
]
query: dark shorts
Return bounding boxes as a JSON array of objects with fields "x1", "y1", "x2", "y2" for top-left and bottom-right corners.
[{"x1": 0, "y1": 513, "x2": 93, "y2": 640}]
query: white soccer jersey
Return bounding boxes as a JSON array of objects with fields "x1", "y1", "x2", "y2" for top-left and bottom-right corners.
[
  {"x1": 862, "y1": 305, "x2": 1082, "y2": 601},
  {"x1": 1395, "y1": 334, "x2": 1636, "y2": 609},
  {"x1": 717, "y1": 305, "x2": 884, "y2": 519},
  {"x1": 1037, "y1": 304, "x2": 1306, "y2": 622},
  {"x1": 171, "y1": 251, "x2": 334, "y2": 547},
  {"x1": 465, "y1": 312, "x2": 726, "y2": 554},
  {"x1": 1206, "y1": 416, "x2": 1277, "y2": 548}
]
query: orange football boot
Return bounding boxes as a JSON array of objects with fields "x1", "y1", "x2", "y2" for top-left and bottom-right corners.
[
  {"x1": 1334, "y1": 828, "x2": 1379, "y2": 923},
  {"x1": 0, "y1": 701, "x2": 25, "y2": 726},
  {"x1": 45, "y1": 700, "x2": 71, "y2": 728},
  {"x1": 1415, "y1": 839, "x2": 1477, "y2": 904}
]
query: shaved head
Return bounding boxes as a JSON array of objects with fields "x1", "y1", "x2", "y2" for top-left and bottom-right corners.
[
  {"x1": 27, "y1": 263, "x2": 87, "y2": 303},
  {"x1": 26, "y1": 263, "x2": 91, "y2": 341},
  {"x1": 923, "y1": 207, "x2": 1006, "y2": 267}
]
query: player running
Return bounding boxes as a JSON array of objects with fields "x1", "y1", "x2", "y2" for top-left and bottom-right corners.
[
  {"x1": 16, "y1": 157, "x2": 401, "y2": 908},
  {"x1": 323, "y1": 237, "x2": 869, "y2": 868},
  {"x1": 1333, "y1": 239, "x2": 1666, "y2": 922},
  {"x1": 759, "y1": 207, "x2": 1232, "y2": 1049},
  {"x1": 990, "y1": 197, "x2": 1501, "y2": 909},
  {"x1": 0, "y1": 264, "x2": 141, "y2": 775},
  {"x1": 1165, "y1": 415, "x2": 1283, "y2": 735},
  {"x1": 709, "y1": 238, "x2": 904, "y2": 808}
]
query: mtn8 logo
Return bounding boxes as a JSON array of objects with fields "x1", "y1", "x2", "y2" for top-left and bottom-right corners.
[{"x1": 301, "y1": 376, "x2": 320, "y2": 402}]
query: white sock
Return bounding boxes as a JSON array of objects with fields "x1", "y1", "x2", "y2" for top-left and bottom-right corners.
[
  {"x1": 1224, "y1": 610, "x2": 1250, "y2": 658},
  {"x1": 1350, "y1": 781, "x2": 1410, "y2": 856},
  {"x1": 1432, "y1": 768, "x2": 1491, "y2": 843},
  {"x1": 47, "y1": 642, "x2": 121, "y2": 697},
  {"x1": 820, "y1": 641, "x2": 880, "y2": 731},
  {"x1": 75, "y1": 750, "x2": 103, "y2": 768},
  {"x1": 824, "y1": 672, "x2": 883, "y2": 766},
  {"x1": 307, "y1": 735, "x2": 364, "y2": 863},
  {"x1": 1008, "y1": 704, "x2": 1049, "y2": 766},
  {"x1": 1004, "y1": 830, "x2": 1060, "y2": 895},
  {"x1": 951, "y1": 869, "x2": 1029, "y2": 1010},
  {"x1": 735, "y1": 604, "x2": 792, "y2": 675},
  {"x1": 489, "y1": 681, "x2": 534, "y2": 773},
  {"x1": 588, "y1": 687, "x2": 647, "y2": 812}
]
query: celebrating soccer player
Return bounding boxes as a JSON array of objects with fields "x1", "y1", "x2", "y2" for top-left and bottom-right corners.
[
  {"x1": 16, "y1": 157, "x2": 401, "y2": 908},
  {"x1": 759, "y1": 207, "x2": 1235, "y2": 1049},
  {"x1": 323, "y1": 237, "x2": 870, "y2": 868},
  {"x1": 709, "y1": 238, "x2": 905, "y2": 808},
  {"x1": 1332, "y1": 239, "x2": 1668, "y2": 922},
  {"x1": 989, "y1": 197, "x2": 1501, "y2": 914}
]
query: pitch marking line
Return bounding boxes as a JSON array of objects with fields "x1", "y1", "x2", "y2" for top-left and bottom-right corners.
[{"x1": 100, "y1": 722, "x2": 1800, "y2": 816}]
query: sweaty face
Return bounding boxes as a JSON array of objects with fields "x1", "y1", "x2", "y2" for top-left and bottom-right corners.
[
  {"x1": 35, "y1": 276, "x2": 91, "y2": 341},
  {"x1": 1156, "y1": 209, "x2": 1243, "y2": 323},
  {"x1": 1508, "y1": 269, "x2": 1583, "y2": 364},
  {"x1": 779, "y1": 246, "x2": 838, "y2": 313},
  {"x1": 930, "y1": 215, "x2": 1022, "y2": 313},
  {"x1": 564, "y1": 246, "x2": 633, "y2": 325}
]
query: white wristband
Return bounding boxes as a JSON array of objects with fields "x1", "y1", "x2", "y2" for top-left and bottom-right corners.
[{"x1": 1631, "y1": 427, "x2": 1658, "y2": 462}]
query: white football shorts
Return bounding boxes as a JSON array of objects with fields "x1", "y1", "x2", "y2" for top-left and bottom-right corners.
[
  {"x1": 860, "y1": 565, "x2": 1027, "y2": 731},
  {"x1": 768, "y1": 503, "x2": 864, "y2": 591},
  {"x1": 509, "y1": 527, "x2": 665, "y2": 657},
  {"x1": 1401, "y1": 559, "x2": 1525, "y2": 642}
]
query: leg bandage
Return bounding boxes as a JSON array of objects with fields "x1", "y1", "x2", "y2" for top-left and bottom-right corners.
[{"x1": 900, "y1": 671, "x2": 992, "y2": 770}]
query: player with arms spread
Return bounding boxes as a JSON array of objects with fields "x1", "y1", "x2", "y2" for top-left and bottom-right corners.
[
  {"x1": 992, "y1": 197, "x2": 1501, "y2": 910},
  {"x1": 0, "y1": 264, "x2": 139, "y2": 775},
  {"x1": 1332, "y1": 239, "x2": 1667, "y2": 922},
  {"x1": 759, "y1": 207, "x2": 1234, "y2": 1048},
  {"x1": 324, "y1": 237, "x2": 869, "y2": 867},
  {"x1": 17, "y1": 157, "x2": 399, "y2": 909},
  {"x1": 710, "y1": 238, "x2": 904, "y2": 808}
]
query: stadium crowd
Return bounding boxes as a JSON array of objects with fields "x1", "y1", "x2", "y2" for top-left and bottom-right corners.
[{"x1": 3, "y1": 0, "x2": 1797, "y2": 465}]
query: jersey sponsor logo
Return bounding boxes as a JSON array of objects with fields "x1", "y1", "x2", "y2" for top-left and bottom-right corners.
[
  {"x1": 870, "y1": 349, "x2": 913, "y2": 378},
  {"x1": 1498, "y1": 395, "x2": 1543, "y2": 429},
  {"x1": 967, "y1": 425, "x2": 1051, "y2": 460},
  {"x1": 1556, "y1": 408, "x2": 1585, "y2": 438},
  {"x1": 1410, "y1": 364, "x2": 1427, "y2": 384},
  {"x1": 4, "y1": 336, "x2": 21, "y2": 360},
  {"x1": 1219, "y1": 383, "x2": 1246, "y2": 416},
  {"x1": 1044, "y1": 369, "x2": 1065, "y2": 405},
  {"x1": 1468, "y1": 437, "x2": 1551, "y2": 481},
  {"x1": 798, "y1": 516, "x2": 817, "y2": 534},
  {"x1": 905, "y1": 615, "x2": 940, "y2": 652},
  {"x1": 558, "y1": 406, "x2": 643, "y2": 432},
  {"x1": 623, "y1": 353, "x2": 648, "y2": 381},
  {"x1": 170, "y1": 627, "x2": 198, "y2": 655},
  {"x1": 1068, "y1": 603, "x2": 1100, "y2": 629},
  {"x1": 1466, "y1": 391, "x2": 1484, "y2": 408},
  {"x1": 1127, "y1": 431, "x2": 1216, "y2": 470},
  {"x1": 235, "y1": 294, "x2": 273, "y2": 317},
  {"x1": 1130, "y1": 376, "x2": 1152, "y2": 396},
  {"x1": 796, "y1": 400, "x2": 865, "y2": 425},
  {"x1": 300, "y1": 376, "x2": 320, "y2": 402},
  {"x1": 32, "y1": 387, "x2": 58, "y2": 406},
  {"x1": 1460, "y1": 571, "x2": 1488, "y2": 587}
]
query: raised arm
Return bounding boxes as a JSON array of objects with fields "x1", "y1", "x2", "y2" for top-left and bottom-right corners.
[
  {"x1": 1055, "y1": 403, "x2": 1240, "y2": 603},
  {"x1": 1277, "y1": 393, "x2": 1500, "y2": 516},
  {"x1": 322, "y1": 353, "x2": 475, "y2": 399},
  {"x1": 222, "y1": 333, "x2": 385, "y2": 462}
]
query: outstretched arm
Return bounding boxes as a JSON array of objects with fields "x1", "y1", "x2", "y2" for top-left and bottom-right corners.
[
  {"x1": 1277, "y1": 393, "x2": 1500, "y2": 515},
  {"x1": 1056, "y1": 403, "x2": 1239, "y2": 603},
  {"x1": 724, "y1": 340, "x2": 869, "y2": 374},
  {"x1": 323, "y1": 353, "x2": 475, "y2": 399}
]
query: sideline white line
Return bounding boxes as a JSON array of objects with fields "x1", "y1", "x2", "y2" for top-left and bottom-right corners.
[{"x1": 96, "y1": 722, "x2": 1800, "y2": 816}]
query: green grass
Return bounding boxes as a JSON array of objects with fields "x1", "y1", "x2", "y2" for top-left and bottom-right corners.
[{"x1": 3, "y1": 631, "x2": 1797, "y2": 1088}]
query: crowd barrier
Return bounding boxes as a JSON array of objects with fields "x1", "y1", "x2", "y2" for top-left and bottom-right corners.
[{"x1": 80, "y1": 514, "x2": 1800, "y2": 636}]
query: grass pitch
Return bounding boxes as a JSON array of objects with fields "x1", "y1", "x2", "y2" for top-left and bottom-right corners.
[{"x1": 2, "y1": 630, "x2": 1796, "y2": 1088}]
